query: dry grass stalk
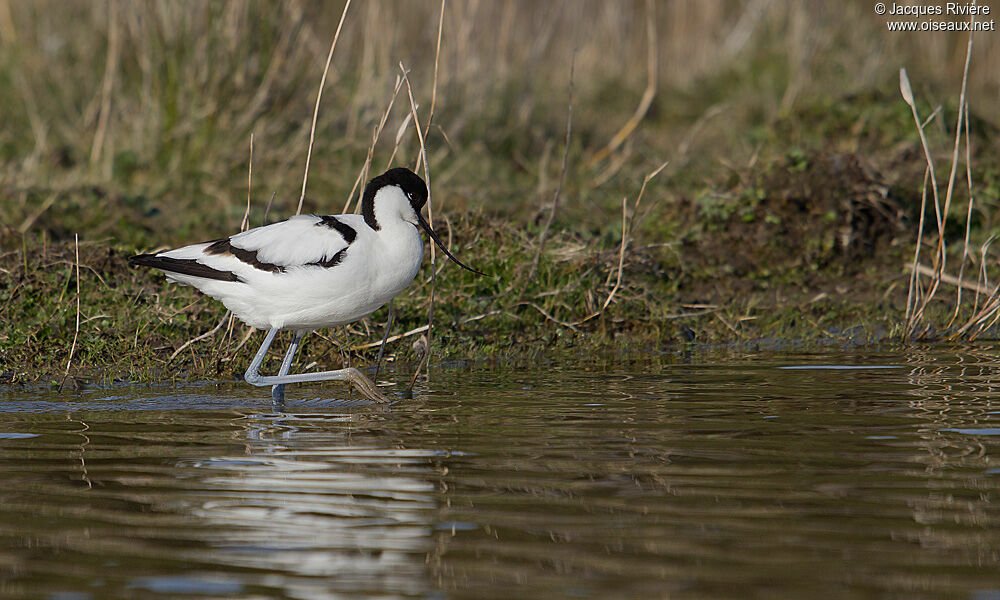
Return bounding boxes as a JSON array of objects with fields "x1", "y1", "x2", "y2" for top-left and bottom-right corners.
[
  {"x1": 18, "y1": 192, "x2": 58, "y2": 234},
  {"x1": 962, "y1": 108, "x2": 976, "y2": 302},
  {"x1": 226, "y1": 132, "x2": 255, "y2": 349},
  {"x1": 517, "y1": 301, "x2": 580, "y2": 332},
  {"x1": 900, "y1": 69, "x2": 944, "y2": 336},
  {"x1": 941, "y1": 28, "x2": 975, "y2": 232},
  {"x1": 171, "y1": 313, "x2": 228, "y2": 363},
  {"x1": 424, "y1": 0, "x2": 446, "y2": 140},
  {"x1": 572, "y1": 160, "x2": 667, "y2": 325},
  {"x1": 203, "y1": 131, "x2": 257, "y2": 358},
  {"x1": 0, "y1": 0, "x2": 17, "y2": 43},
  {"x1": 605, "y1": 197, "x2": 629, "y2": 309},
  {"x1": 528, "y1": 56, "x2": 574, "y2": 282},
  {"x1": 715, "y1": 312, "x2": 741, "y2": 337},
  {"x1": 407, "y1": 335, "x2": 429, "y2": 392},
  {"x1": 943, "y1": 29, "x2": 975, "y2": 328},
  {"x1": 339, "y1": 65, "x2": 421, "y2": 381},
  {"x1": 908, "y1": 263, "x2": 991, "y2": 295},
  {"x1": 973, "y1": 235, "x2": 996, "y2": 316},
  {"x1": 585, "y1": 0, "x2": 656, "y2": 167},
  {"x1": 949, "y1": 101, "x2": 976, "y2": 328},
  {"x1": 623, "y1": 160, "x2": 670, "y2": 245},
  {"x1": 385, "y1": 110, "x2": 414, "y2": 169},
  {"x1": 901, "y1": 17, "x2": 977, "y2": 338},
  {"x1": 407, "y1": 0, "x2": 446, "y2": 171},
  {"x1": 90, "y1": 0, "x2": 119, "y2": 176},
  {"x1": 399, "y1": 63, "x2": 436, "y2": 359},
  {"x1": 262, "y1": 191, "x2": 276, "y2": 226},
  {"x1": 351, "y1": 310, "x2": 503, "y2": 351},
  {"x1": 296, "y1": 0, "x2": 353, "y2": 216},
  {"x1": 355, "y1": 323, "x2": 429, "y2": 350},
  {"x1": 427, "y1": 215, "x2": 454, "y2": 279},
  {"x1": 953, "y1": 235, "x2": 1000, "y2": 339},
  {"x1": 343, "y1": 75, "x2": 404, "y2": 214},
  {"x1": 235, "y1": 6, "x2": 304, "y2": 131},
  {"x1": 954, "y1": 289, "x2": 1000, "y2": 339},
  {"x1": 241, "y1": 132, "x2": 253, "y2": 232},
  {"x1": 905, "y1": 166, "x2": 931, "y2": 327},
  {"x1": 217, "y1": 324, "x2": 255, "y2": 365},
  {"x1": 61, "y1": 233, "x2": 81, "y2": 383}
]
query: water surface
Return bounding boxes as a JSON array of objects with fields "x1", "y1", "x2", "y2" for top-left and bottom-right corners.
[{"x1": 2, "y1": 349, "x2": 1000, "y2": 599}]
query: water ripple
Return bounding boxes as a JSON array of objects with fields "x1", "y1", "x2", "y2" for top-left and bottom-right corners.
[{"x1": 1, "y1": 348, "x2": 1000, "y2": 598}]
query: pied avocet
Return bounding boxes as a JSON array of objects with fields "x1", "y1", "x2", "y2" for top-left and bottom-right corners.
[{"x1": 130, "y1": 167, "x2": 483, "y2": 403}]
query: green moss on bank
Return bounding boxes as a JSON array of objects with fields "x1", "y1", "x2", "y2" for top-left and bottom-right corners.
[{"x1": 3, "y1": 4, "x2": 1000, "y2": 385}]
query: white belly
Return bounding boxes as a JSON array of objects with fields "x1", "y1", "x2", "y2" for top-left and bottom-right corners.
[{"x1": 203, "y1": 223, "x2": 425, "y2": 331}]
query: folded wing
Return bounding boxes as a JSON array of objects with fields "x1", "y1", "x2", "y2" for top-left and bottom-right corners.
[{"x1": 130, "y1": 214, "x2": 362, "y2": 283}]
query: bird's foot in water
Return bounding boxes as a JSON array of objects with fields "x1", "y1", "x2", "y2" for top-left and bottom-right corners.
[
  {"x1": 343, "y1": 368, "x2": 392, "y2": 403},
  {"x1": 267, "y1": 369, "x2": 390, "y2": 404}
]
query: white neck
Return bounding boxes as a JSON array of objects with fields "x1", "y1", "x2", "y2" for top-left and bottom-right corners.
[{"x1": 372, "y1": 186, "x2": 418, "y2": 230}]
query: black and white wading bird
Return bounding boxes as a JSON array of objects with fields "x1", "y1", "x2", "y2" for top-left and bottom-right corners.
[{"x1": 130, "y1": 167, "x2": 484, "y2": 403}]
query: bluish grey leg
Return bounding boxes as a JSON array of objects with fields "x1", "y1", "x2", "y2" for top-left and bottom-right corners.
[
  {"x1": 271, "y1": 332, "x2": 303, "y2": 403},
  {"x1": 256, "y1": 367, "x2": 389, "y2": 403},
  {"x1": 373, "y1": 301, "x2": 394, "y2": 381},
  {"x1": 244, "y1": 327, "x2": 279, "y2": 386},
  {"x1": 245, "y1": 327, "x2": 389, "y2": 403}
]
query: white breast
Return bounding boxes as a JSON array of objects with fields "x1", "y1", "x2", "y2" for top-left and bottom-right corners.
[{"x1": 155, "y1": 215, "x2": 426, "y2": 331}]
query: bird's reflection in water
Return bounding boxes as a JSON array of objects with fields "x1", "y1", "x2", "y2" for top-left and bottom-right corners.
[{"x1": 183, "y1": 400, "x2": 437, "y2": 598}]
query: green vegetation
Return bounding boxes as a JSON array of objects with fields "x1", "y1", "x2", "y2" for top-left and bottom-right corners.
[{"x1": 2, "y1": 2, "x2": 1000, "y2": 384}]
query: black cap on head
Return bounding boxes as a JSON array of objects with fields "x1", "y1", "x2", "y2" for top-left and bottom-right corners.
[
  {"x1": 361, "y1": 167, "x2": 487, "y2": 277},
  {"x1": 362, "y1": 167, "x2": 427, "y2": 230}
]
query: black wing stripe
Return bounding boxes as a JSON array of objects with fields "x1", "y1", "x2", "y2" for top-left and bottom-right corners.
[
  {"x1": 317, "y1": 216, "x2": 357, "y2": 243},
  {"x1": 129, "y1": 254, "x2": 240, "y2": 282},
  {"x1": 305, "y1": 247, "x2": 348, "y2": 269},
  {"x1": 205, "y1": 238, "x2": 285, "y2": 273}
]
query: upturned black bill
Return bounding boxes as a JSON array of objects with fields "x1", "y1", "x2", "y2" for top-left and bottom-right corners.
[{"x1": 416, "y1": 212, "x2": 487, "y2": 276}]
